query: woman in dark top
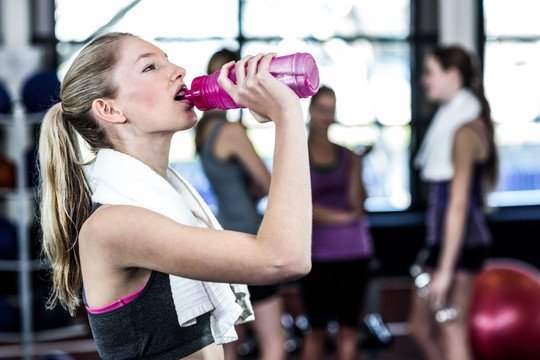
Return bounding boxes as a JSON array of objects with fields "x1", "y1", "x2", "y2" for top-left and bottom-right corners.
[
  {"x1": 38, "y1": 32, "x2": 312, "y2": 360},
  {"x1": 409, "y1": 45, "x2": 498, "y2": 360}
]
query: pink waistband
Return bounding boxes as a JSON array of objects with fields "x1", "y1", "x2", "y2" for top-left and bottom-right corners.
[{"x1": 86, "y1": 286, "x2": 145, "y2": 314}]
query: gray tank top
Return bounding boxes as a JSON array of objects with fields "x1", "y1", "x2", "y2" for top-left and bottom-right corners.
[{"x1": 199, "y1": 120, "x2": 262, "y2": 234}]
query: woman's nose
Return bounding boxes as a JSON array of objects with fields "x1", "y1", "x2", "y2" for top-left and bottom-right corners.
[{"x1": 172, "y1": 65, "x2": 186, "y2": 81}]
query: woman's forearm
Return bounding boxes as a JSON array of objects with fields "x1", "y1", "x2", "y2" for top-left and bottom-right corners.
[
  {"x1": 439, "y1": 204, "x2": 467, "y2": 273},
  {"x1": 257, "y1": 106, "x2": 312, "y2": 275},
  {"x1": 313, "y1": 204, "x2": 359, "y2": 223}
]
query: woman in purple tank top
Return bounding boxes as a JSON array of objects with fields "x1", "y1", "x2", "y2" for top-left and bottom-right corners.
[
  {"x1": 409, "y1": 46, "x2": 498, "y2": 360},
  {"x1": 300, "y1": 86, "x2": 374, "y2": 360}
]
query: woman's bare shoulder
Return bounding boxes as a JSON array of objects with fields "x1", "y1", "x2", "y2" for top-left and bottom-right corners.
[
  {"x1": 79, "y1": 204, "x2": 167, "y2": 250},
  {"x1": 455, "y1": 119, "x2": 490, "y2": 159}
]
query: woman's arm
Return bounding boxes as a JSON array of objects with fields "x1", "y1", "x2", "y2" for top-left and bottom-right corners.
[
  {"x1": 82, "y1": 53, "x2": 311, "y2": 286},
  {"x1": 220, "y1": 122, "x2": 271, "y2": 197},
  {"x1": 347, "y1": 152, "x2": 367, "y2": 215},
  {"x1": 312, "y1": 151, "x2": 365, "y2": 224},
  {"x1": 429, "y1": 125, "x2": 477, "y2": 307},
  {"x1": 312, "y1": 204, "x2": 359, "y2": 224}
]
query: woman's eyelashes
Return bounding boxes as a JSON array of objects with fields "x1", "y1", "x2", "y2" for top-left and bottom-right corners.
[{"x1": 143, "y1": 64, "x2": 156, "y2": 73}]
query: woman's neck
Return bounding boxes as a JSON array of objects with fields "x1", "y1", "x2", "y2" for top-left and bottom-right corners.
[
  {"x1": 113, "y1": 136, "x2": 172, "y2": 178},
  {"x1": 308, "y1": 130, "x2": 332, "y2": 148},
  {"x1": 442, "y1": 86, "x2": 464, "y2": 105},
  {"x1": 308, "y1": 131, "x2": 335, "y2": 162}
]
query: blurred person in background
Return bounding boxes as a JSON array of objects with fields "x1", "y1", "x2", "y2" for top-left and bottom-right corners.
[
  {"x1": 300, "y1": 85, "x2": 374, "y2": 360},
  {"x1": 409, "y1": 45, "x2": 498, "y2": 360}
]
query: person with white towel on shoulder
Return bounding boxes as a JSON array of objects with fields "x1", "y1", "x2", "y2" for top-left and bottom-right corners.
[
  {"x1": 38, "y1": 32, "x2": 312, "y2": 360},
  {"x1": 408, "y1": 45, "x2": 498, "y2": 360}
]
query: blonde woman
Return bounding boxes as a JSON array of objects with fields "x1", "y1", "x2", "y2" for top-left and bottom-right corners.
[{"x1": 39, "y1": 32, "x2": 311, "y2": 360}]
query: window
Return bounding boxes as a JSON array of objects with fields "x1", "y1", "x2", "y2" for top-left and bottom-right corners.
[
  {"x1": 55, "y1": 0, "x2": 412, "y2": 212},
  {"x1": 484, "y1": 0, "x2": 540, "y2": 206}
]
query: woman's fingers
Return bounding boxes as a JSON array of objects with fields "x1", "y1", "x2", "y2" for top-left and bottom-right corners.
[
  {"x1": 233, "y1": 55, "x2": 250, "y2": 84},
  {"x1": 244, "y1": 53, "x2": 265, "y2": 79},
  {"x1": 250, "y1": 53, "x2": 276, "y2": 77},
  {"x1": 217, "y1": 60, "x2": 238, "y2": 95},
  {"x1": 218, "y1": 52, "x2": 300, "y2": 123},
  {"x1": 430, "y1": 296, "x2": 444, "y2": 311}
]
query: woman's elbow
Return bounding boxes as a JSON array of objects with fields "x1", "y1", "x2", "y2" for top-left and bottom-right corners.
[
  {"x1": 275, "y1": 253, "x2": 312, "y2": 282},
  {"x1": 291, "y1": 255, "x2": 312, "y2": 277},
  {"x1": 257, "y1": 230, "x2": 312, "y2": 282},
  {"x1": 296, "y1": 257, "x2": 312, "y2": 278}
]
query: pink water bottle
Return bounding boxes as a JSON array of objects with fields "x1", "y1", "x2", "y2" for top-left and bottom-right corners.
[{"x1": 184, "y1": 52, "x2": 320, "y2": 111}]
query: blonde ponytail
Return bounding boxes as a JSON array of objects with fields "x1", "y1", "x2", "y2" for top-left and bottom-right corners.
[
  {"x1": 39, "y1": 103, "x2": 92, "y2": 315},
  {"x1": 38, "y1": 32, "x2": 133, "y2": 315}
]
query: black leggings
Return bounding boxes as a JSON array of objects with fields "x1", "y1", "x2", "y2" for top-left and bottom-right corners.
[{"x1": 300, "y1": 258, "x2": 371, "y2": 327}]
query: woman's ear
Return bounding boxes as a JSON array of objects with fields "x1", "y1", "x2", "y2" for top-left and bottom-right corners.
[{"x1": 91, "y1": 99, "x2": 126, "y2": 124}]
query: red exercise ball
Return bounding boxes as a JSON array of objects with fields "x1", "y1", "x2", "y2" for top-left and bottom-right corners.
[{"x1": 469, "y1": 259, "x2": 540, "y2": 360}]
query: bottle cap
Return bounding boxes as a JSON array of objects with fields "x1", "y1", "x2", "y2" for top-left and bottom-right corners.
[{"x1": 295, "y1": 53, "x2": 320, "y2": 97}]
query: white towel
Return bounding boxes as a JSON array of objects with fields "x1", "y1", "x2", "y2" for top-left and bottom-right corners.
[
  {"x1": 414, "y1": 89, "x2": 481, "y2": 181},
  {"x1": 90, "y1": 149, "x2": 254, "y2": 345}
]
